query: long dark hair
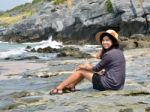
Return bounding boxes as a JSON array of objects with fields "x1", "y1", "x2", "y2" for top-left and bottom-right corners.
[{"x1": 99, "y1": 33, "x2": 122, "y2": 59}]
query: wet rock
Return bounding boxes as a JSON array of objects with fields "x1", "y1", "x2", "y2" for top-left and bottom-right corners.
[
  {"x1": 75, "y1": 108, "x2": 91, "y2": 112},
  {"x1": 57, "y1": 47, "x2": 79, "y2": 56},
  {"x1": 26, "y1": 46, "x2": 32, "y2": 49},
  {"x1": 0, "y1": 48, "x2": 150, "y2": 112},
  {"x1": 25, "y1": 45, "x2": 32, "y2": 52},
  {"x1": 18, "y1": 56, "x2": 39, "y2": 60},
  {"x1": 123, "y1": 40, "x2": 139, "y2": 49},
  {"x1": 37, "y1": 46, "x2": 58, "y2": 53},
  {"x1": 22, "y1": 72, "x2": 38, "y2": 78},
  {"x1": 10, "y1": 91, "x2": 31, "y2": 98},
  {"x1": 5, "y1": 56, "x2": 39, "y2": 60},
  {"x1": 36, "y1": 72, "x2": 58, "y2": 78},
  {"x1": 57, "y1": 47, "x2": 92, "y2": 58},
  {"x1": 145, "y1": 106, "x2": 150, "y2": 112},
  {"x1": 122, "y1": 39, "x2": 150, "y2": 49},
  {"x1": 20, "y1": 96, "x2": 45, "y2": 103},
  {"x1": 123, "y1": 90, "x2": 150, "y2": 96},
  {"x1": 91, "y1": 89, "x2": 150, "y2": 97},
  {"x1": 37, "y1": 48, "x2": 43, "y2": 53},
  {"x1": 29, "y1": 46, "x2": 59, "y2": 53},
  {"x1": 0, "y1": 100, "x2": 20, "y2": 110},
  {"x1": 30, "y1": 48, "x2": 36, "y2": 52},
  {"x1": 130, "y1": 34, "x2": 146, "y2": 40},
  {"x1": 22, "y1": 71, "x2": 70, "y2": 78},
  {"x1": 0, "y1": 94, "x2": 46, "y2": 111},
  {"x1": 119, "y1": 108, "x2": 133, "y2": 112},
  {"x1": 5, "y1": 57, "x2": 13, "y2": 60},
  {"x1": 28, "y1": 46, "x2": 92, "y2": 58}
]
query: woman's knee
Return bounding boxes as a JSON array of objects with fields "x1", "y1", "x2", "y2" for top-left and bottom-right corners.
[{"x1": 78, "y1": 70, "x2": 92, "y2": 76}]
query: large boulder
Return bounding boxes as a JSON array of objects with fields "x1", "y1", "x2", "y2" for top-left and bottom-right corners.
[
  {"x1": 27, "y1": 46, "x2": 93, "y2": 58},
  {"x1": 57, "y1": 47, "x2": 93, "y2": 58},
  {"x1": 28, "y1": 46, "x2": 59, "y2": 53},
  {"x1": 121, "y1": 34, "x2": 150, "y2": 49},
  {"x1": 117, "y1": 0, "x2": 150, "y2": 36},
  {"x1": 0, "y1": 0, "x2": 150, "y2": 43}
]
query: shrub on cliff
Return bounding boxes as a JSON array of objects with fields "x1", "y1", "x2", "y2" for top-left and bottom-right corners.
[{"x1": 105, "y1": 0, "x2": 114, "y2": 13}]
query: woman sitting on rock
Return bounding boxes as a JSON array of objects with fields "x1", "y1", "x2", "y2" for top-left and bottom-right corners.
[{"x1": 50, "y1": 29, "x2": 126, "y2": 95}]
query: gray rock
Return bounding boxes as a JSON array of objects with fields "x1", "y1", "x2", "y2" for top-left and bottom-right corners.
[
  {"x1": 0, "y1": 0, "x2": 149, "y2": 43},
  {"x1": 10, "y1": 91, "x2": 31, "y2": 98},
  {"x1": 143, "y1": 0, "x2": 150, "y2": 14},
  {"x1": 123, "y1": 39, "x2": 150, "y2": 49},
  {"x1": 57, "y1": 47, "x2": 93, "y2": 58},
  {"x1": 119, "y1": 108, "x2": 133, "y2": 112},
  {"x1": 28, "y1": 46, "x2": 92, "y2": 58},
  {"x1": 0, "y1": 100, "x2": 19, "y2": 110},
  {"x1": 20, "y1": 96, "x2": 44, "y2": 103},
  {"x1": 37, "y1": 46, "x2": 58, "y2": 53},
  {"x1": 4, "y1": 56, "x2": 39, "y2": 60},
  {"x1": 0, "y1": 49, "x2": 150, "y2": 112}
]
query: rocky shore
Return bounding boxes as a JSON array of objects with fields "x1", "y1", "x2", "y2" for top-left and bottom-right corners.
[
  {"x1": 26, "y1": 46, "x2": 93, "y2": 58},
  {"x1": 0, "y1": 48, "x2": 150, "y2": 112},
  {"x1": 0, "y1": 0, "x2": 150, "y2": 111},
  {"x1": 0, "y1": 0, "x2": 150, "y2": 44}
]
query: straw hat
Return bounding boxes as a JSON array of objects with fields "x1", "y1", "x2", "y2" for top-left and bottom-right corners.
[{"x1": 95, "y1": 29, "x2": 120, "y2": 44}]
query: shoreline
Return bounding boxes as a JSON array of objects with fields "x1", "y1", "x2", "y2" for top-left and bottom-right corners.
[
  {"x1": 0, "y1": 60, "x2": 48, "y2": 80},
  {"x1": 0, "y1": 47, "x2": 150, "y2": 80}
]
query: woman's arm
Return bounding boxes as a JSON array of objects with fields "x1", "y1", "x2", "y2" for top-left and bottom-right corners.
[
  {"x1": 75, "y1": 48, "x2": 106, "y2": 72},
  {"x1": 92, "y1": 53, "x2": 111, "y2": 72}
]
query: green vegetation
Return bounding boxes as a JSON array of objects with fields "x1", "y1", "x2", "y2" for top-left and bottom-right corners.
[
  {"x1": 53, "y1": 0, "x2": 67, "y2": 5},
  {"x1": 32, "y1": 0, "x2": 68, "y2": 5},
  {"x1": 105, "y1": 0, "x2": 114, "y2": 13},
  {"x1": 0, "y1": 0, "x2": 42, "y2": 26},
  {"x1": 32, "y1": 0, "x2": 44, "y2": 4},
  {"x1": 0, "y1": 12, "x2": 32, "y2": 26}
]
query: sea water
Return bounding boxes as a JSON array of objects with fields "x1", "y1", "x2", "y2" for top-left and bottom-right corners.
[
  {"x1": 0, "y1": 36, "x2": 62, "y2": 60},
  {"x1": 0, "y1": 36, "x2": 101, "y2": 60}
]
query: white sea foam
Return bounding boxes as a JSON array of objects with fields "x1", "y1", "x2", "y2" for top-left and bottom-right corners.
[
  {"x1": 0, "y1": 48, "x2": 26, "y2": 59},
  {"x1": 0, "y1": 36, "x2": 63, "y2": 59},
  {"x1": 0, "y1": 41, "x2": 8, "y2": 44},
  {"x1": 0, "y1": 36, "x2": 101, "y2": 59},
  {"x1": 23, "y1": 36, "x2": 63, "y2": 49}
]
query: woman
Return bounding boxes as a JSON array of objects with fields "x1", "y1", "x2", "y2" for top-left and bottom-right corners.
[{"x1": 50, "y1": 29, "x2": 126, "y2": 95}]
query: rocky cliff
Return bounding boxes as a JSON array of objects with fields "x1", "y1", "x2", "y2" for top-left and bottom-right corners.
[{"x1": 0, "y1": 0, "x2": 150, "y2": 43}]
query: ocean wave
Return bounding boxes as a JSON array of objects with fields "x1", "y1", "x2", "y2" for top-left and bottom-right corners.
[
  {"x1": 0, "y1": 41, "x2": 9, "y2": 44},
  {"x1": 23, "y1": 36, "x2": 63, "y2": 49},
  {"x1": 0, "y1": 48, "x2": 26, "y2": 59},
  {"x1": 0, "y1": 36, "x2": 62, "y2": 59}
]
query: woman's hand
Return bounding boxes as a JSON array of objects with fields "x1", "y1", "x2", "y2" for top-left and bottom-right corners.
[
  {"x1": 75, "y1": 63, "x2": 93, "y2": 71},
  {"x1": 96, "y1": 48, "x2": 102, "y2": 59}
]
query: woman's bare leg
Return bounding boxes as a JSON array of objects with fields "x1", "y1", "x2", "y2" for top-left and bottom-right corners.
[
  {"x1": 65, "y1": 75, "x2": 84, "y2": 89},
  {"x1": 56, "y1": 70, "x2": 93, "y2": 90}
]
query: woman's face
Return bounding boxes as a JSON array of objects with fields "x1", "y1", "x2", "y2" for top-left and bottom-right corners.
[{"x1": 102, "y1": 36, "x2": 112, "y2": 49}]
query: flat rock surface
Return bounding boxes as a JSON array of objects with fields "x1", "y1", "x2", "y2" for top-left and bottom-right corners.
[{"x1": 0, "y1": 48, "x2": 150, "y2": 112}]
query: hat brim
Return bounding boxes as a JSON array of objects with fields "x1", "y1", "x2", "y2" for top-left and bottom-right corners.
[{"x1": 95, "y1": 31, "x2": 119, "y2": 45}]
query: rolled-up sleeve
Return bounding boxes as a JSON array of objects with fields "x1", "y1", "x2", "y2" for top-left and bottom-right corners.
[{"x1": 92, "y1": 53, "x2": 112, "y2": 72}]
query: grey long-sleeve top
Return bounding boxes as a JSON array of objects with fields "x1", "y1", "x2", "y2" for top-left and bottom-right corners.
[{"x1": 92, "y1": 48, "x2": 126, "y2": 90}]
